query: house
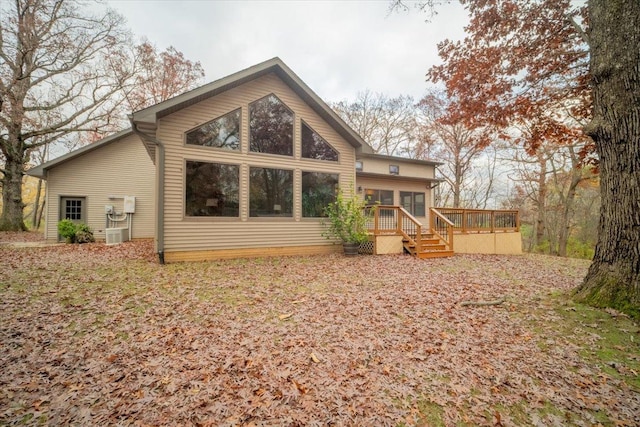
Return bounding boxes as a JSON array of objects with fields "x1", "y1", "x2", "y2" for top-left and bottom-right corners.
[
  {"x1": 28, "y1": 129, "x2": 155, "y2": 243},
  {"x1": 28, "y1": 58, "x2": 520, "y2": 262}
]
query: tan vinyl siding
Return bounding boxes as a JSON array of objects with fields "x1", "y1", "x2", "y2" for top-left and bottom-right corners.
[
  {"x1": 355, "y1": 176, "x2": 433, "y2": 225},
  {"x1": 359, "y1": 156, "x2": 435, "y2": 179},
  {"x1": 44, "y1": 134, "x2": 155, "y2": 241},
  {"x1": 158, "y1": 73, "x2": 356, "y2": 253}
]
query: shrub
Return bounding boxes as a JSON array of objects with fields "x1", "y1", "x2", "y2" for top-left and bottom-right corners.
[
  {"x1": 75, "y1": 223, "x2": 95, "y2": 244},
  {"x1": 57, "y1": 219, "x2": 77, "y2": 243},
  {"x1": 57, "y1": 220, "x2": 95, "y2": 244},
  {"x1": 322, "y1": 187, "x2": 373, "y2": 245}
]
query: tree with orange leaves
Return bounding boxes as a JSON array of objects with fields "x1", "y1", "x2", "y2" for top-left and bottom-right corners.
[
  {"x1": 393, "y1": 0, "x2": 639, "y2": 317},
  {"x1": 126, "y1": 40, "x2": 205, "y2": 112}
]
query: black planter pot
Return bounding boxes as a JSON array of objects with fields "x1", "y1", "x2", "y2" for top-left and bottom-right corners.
[{"x1": 342, "y1": 242, "x2": 360, "y2": 256}]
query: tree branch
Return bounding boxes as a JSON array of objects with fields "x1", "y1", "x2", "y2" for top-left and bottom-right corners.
[
  {"x1": 568, "y1": 16, "x2": 589, "y2": 47},
  {"x1": 459, "y1": 298, "x2": 505, "y2": 307}
]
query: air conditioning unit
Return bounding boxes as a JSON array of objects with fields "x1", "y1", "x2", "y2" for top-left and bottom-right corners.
[{"x1": 106, "y1": 227, "x2": 129, "y2": 245}]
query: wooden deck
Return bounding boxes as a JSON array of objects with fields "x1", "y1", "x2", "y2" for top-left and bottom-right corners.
[{"x1": 367, "y1": 206, "x2": 520, "y2": 259}]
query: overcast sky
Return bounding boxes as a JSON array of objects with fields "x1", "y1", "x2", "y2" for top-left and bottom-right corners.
[{"x1": 106, "y1": 0, "x2": 469, "y2": 103}]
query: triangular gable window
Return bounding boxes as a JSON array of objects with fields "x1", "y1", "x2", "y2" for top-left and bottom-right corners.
[
  {"x1": 301, "y1": 122, "x2": 338, "y2": 162},
  {"x1": 186, "y1": 109, "x2": 240, "y2": 150},
  {"x1": 249, "y1": 94, "x2": 293, "y2": 156}
]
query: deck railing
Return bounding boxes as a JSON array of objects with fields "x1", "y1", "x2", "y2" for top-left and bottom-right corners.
[
  {"x1": 434, "y1": 208, "x2": 520, "y2": 233},
  {"x1": 365, "y1": 205, "x2": 424, "y2": 249},
  {"x1": 429, "y1": 208, "x2": 455, "y2": 251}
]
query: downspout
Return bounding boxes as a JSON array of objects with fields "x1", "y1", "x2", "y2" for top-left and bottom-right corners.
[{"x1": 129, "y1": 117, "x2": 166, "y2": 264}]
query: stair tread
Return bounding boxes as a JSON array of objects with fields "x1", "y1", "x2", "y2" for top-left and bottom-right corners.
[{"x1": 402, "y1": 228, "x2": 454, "y2": 258}]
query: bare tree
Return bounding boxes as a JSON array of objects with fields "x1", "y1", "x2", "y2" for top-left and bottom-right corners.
[
  {"x1": 417, "y1": 90, "x2": 492, "y2": 208},
  {"x1": 332, "y1": 91, "x2": 419, "y2": 156},
  {"x1": 506, "y1": 137, "x2": 594, "y2": 256},
  {"x1": 0, "y1": 0, "x2": 137, "y2": 230}
]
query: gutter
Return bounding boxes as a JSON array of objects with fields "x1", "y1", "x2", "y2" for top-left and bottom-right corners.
[{"x1": 129, "y1": 117, "x2": 165, "y2": 264}]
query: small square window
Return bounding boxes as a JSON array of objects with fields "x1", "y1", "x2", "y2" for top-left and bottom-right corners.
[
  {"x1": 355, "y1": 160, "x2": 363, "y2": 172},
  {"x1": 389, "y1": 165, "x2": 399, "y2": 175}
]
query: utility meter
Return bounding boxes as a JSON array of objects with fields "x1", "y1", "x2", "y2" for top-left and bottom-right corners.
[
  {"x1": 124, "y1": 196, "x2": 136, "y2": 213},
  {"x1": 105, "y1": 205, "x2": 114, "y2": 214}
]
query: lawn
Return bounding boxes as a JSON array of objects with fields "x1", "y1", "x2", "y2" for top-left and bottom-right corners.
[{"x1": 1, "y1": 237, "x2": 638, "y2": 426}]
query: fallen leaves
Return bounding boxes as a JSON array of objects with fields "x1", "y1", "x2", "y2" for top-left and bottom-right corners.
[
  {"x1": 278, "y1": 313, "x2": 294, "y2": 321},
  {"x1": 1, "y1": 240, "x2": 639, "y2": 425}
]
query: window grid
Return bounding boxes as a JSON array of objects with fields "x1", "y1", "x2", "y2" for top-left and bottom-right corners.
[{"x1": 65, "y1": 200, "x2": 82, "y2": 220}]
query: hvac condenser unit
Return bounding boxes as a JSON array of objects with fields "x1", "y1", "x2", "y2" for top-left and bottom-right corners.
[{"x1": 105, "y1": 227, "x2": 129, "y2": 245}]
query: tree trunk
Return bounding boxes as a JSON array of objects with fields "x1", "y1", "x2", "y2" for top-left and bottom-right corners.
[
  {"x1": 557, "y1": 146, "x2": 583, "y2": 257},
  {"x1": 0, "y1": 159, "x2": 27, "y2": 231},
  {"x1": 575, "y1": 0, "x2": 640, "y2": 318},
  {"x1": 31, "y1": 178, "x2": 44, "y2": 230},
  {"x1": 557, "y1": 181, "x2": 577, "y2": 258},
  {"x1": 533, "y1": 150, "x2": 547, "y2": 249},
  {"x1": 36, "y1": 199, "x2": 45, "y2": 230}
]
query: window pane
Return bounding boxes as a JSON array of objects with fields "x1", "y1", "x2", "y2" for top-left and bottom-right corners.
[
  {"x1": 249, "y1": 94, "x2": 293, "y2": 156},
  {"x1": 249, "y1": 167, "x2": 293, "y2": 217},
  {"x1": 301, "y1": 122, "x2": 338, "y2": 161},
  {"x1": 186, "y1": 109, "x2": 240, "y2": 150},
  {"x1": 364, "y1": 189, "x2": 394, "y2": 206},
  {"x1": 302, "y1": 172, "x2": 339, "y2": 217},
  {"x1": 65, "y1": 199, "x2": 82, "y2": 220},
  {"x1": 380, "y1": 190, "x2": 394, "y2": 205},
  {"x1": 414, "y1": 193, "x2": 425, "y2": 216},
  {"x1": 400, "y1": 192, "x2": 412, "y2": 212},
  {"x1": 399, "y1": 191, "x2": 426, "y2": 216},
  {"x1": 185, "y1": 161, "x2": 239, "y2": 217}
]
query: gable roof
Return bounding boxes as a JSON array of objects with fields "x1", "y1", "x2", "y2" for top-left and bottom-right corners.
[
  {"x1": 130, "y1": 57, "x2": 370, "y2": 159},
  {"x1": 26, "y1": 130, "x2": 134, "y2": 179}
]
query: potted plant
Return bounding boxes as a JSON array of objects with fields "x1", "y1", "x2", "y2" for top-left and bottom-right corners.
[{"x1": 322, "y1": 187, "x2": 373, "y2": 255}]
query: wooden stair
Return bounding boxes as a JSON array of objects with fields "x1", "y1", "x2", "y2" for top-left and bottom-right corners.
[{"x1": 403, "y1": 231, "x2": 454, "y2": 259}]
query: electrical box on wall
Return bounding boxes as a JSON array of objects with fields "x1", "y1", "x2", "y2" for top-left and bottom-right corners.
[
  {"x1": 123, "y1": 196, "x2": 136, "y2": 213},
  {"x1": 105, "y1": 205, "x2": 114, "y2": 214}
]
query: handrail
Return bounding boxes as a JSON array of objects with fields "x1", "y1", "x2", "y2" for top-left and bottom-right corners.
[
  {"x1": 430, "y1": 208, "x2": 454, "y2": 251},
  {"x1": 366, "y1": 205, "x2": 423, "y2": 250},
  {"x1": 434, "y1": 208, "x2": 520, "y2": 233}
]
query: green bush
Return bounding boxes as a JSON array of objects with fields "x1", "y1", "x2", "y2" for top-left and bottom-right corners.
[
  {"x1": 57, "y1": 219, "x2": 77, "y2": 243},
  {"x1": 75, "y1": 223, "x2": 95, "y2": 244},
  {"x1": 322, "y1": 187, "x2": 373, "y2": 244},
  {"x1": 57, "y1": 220, "x2": 95, "y2": 244},
  {"x1": 566, "y1": 237, "x2": 595, "y2": 260}
]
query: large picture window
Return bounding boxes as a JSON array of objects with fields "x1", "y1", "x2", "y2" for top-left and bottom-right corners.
[
  {"x1": 301, "y1": 122, "x2": 338, "y2": 162},
  {"x1": 185, "y1": 161, "x2": 239, "y2": 217},
  {"x1": 249, "y1": 167, "x2": 293, "y2": 217},
  {"x1": 301, "y1": 172, "x2": 339, "y2": 217},
  {"x1": 186, "y1": 109, "x2": 240, "y2": 150},
  {"x1": 400, "y1": 191, "x2": 425, "y2": 217},
  {"x1": 249, "y1": 94, "x2": 293, "y2": 156}
]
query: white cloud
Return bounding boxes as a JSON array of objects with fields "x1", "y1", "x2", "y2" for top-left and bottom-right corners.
[{"x1": 107, "y1": 0, "x2": 468, "y2": 102}]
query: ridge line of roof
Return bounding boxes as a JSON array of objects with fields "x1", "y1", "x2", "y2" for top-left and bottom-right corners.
[{"x1": 357, "y1": 152, "x2": 443, "y2": 166}]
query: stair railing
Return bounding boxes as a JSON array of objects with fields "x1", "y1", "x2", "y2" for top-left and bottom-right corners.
[
  {"x1": 430, "y1": 208, "x2": 454, "y2": 251},
  {"x1": 367, "y1": 205, "x2": 423, "y2": 250}
]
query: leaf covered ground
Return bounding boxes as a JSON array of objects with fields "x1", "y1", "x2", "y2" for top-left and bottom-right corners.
[{"x1": 1, "y1": 237, "x2": 639, "y2": 426}]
